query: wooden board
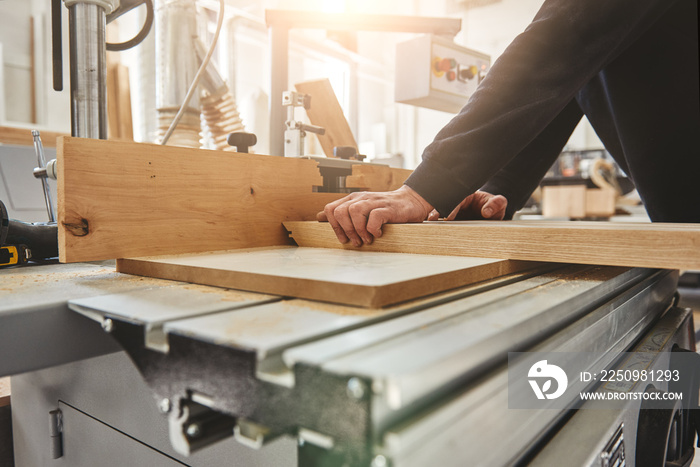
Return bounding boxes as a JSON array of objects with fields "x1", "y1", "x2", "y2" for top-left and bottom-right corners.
[
  {"x1": 0, "y1": 126, "x2": 67, "y2": 147},
  {"x1": 117, "y1": 246, "x2": 535, "y2": 308},
  {"x1": 294, "y1": 78, "x2": 357, "y2": 157},
  {"x1": 284, "y1": 220, "x2": 700, "y2": 270},
  {"x1": 346, "y1": 164, "x2": 413, "y2": 191},
  {"x1": 57, "y1": 137, "x2": 410, "y2": 262},
  {"x1": 542, "y1": 185, "x2": 586, "y2": 218},
  {"x1": 107, "y1": 63, "x2": 134, "y2": 141}
]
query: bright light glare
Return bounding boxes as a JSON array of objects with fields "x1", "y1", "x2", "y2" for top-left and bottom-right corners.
[{"x1": 323, "y1": 0, "x2": 346, "y2": 13}]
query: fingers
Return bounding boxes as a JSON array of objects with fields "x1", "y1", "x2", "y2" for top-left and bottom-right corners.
[
  {"x1": 367, "y1": 208, "x2": 392, "y2": 238},
  {"x1": 318, "y1": 186, "x2": 434, "y2": 246},
  {"x1": 445, "y1": 203, "x2": 462, "y2": 221},
  {"x1": 348, "y1": 201, "x2": 374, "y2": 245},
  {"x1": 333, "y1": 201, "x2": 365, "y2": 247},
  {"x1": 322, "y1": 193, "x2": 356, "y2": 244},
  {"x1": 428, "y1": 209, "x2": 440, "y2": 221},
  {"x1": 480, "y1": 194, "x2": 507, "y2": 219}
]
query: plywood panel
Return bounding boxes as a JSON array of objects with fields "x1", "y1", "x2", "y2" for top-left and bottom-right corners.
[
  {"x1": 294, "y1": 79, "x2": 357, "y2": 157},
  {"x1": 117, "y1": 246, "x2": 536, "y2": 308},
  {"x1": 284, "y1": 220, "x2": 700, "y2": 270},
  {"x1": 57, "y1": 138, "x2": 412, "y2": 262}
]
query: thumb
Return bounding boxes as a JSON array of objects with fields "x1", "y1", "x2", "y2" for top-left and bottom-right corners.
[{"x1": 481, "y1": 195, "x2": 507, "y2": 219}]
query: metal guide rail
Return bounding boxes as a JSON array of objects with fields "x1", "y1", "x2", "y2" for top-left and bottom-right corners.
[{"x1": 65, "y1": 264, "x2": 681, "y2": 466}]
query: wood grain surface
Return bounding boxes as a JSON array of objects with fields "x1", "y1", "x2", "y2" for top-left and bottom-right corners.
[
  {"x1": 118, "y1": 246, "x2": 536, "y2": 307},
  {"x1": 284, "y1": 220, "x2": 700, "y2": 270},
  {"x1": 294, "y1": 79, "x2": 357, "y2": 157},
  {"x1": 58, "y1": 137, "x2": 337, "y2": 262},
  {"x1": 57, "y1": 138, "x2": 411, "y2": 262},
  {"x1": 346, "y1": 164, "x2": 413, "y2": 191},
  {"x1": 0, "y1": 126, "x2": 67, "y2": 147}
]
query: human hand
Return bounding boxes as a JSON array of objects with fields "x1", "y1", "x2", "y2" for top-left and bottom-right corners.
[
  {"x1": 317, "y1": 185, "x2": 433, "y2": 246},
  {"x1": 427, "y1": 191, "x2": 507, "y2": 221}
]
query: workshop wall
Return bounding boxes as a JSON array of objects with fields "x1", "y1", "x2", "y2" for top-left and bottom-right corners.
[
  {"x1": 0, "y1": 0, "x2": 603, "y2": 161},
  {"x1": 0, "y1": 0, "x2": 70, "y2": 132}
]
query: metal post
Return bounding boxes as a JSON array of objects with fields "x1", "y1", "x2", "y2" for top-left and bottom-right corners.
[
  {"x1": 269, "y1": 25, "x2": 288, "y2": 157},
  {"x1": 68, "y1": 3, "x2": 108, "y2": 139}
]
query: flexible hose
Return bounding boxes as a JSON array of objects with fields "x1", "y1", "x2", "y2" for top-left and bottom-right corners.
[{"x1": 160, "y1": 0, "x2": 225, "y2": 145}]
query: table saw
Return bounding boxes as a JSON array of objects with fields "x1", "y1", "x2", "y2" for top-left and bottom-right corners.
[{"x1": 2, "y1": 257, "x2": 697, "y2": 467}]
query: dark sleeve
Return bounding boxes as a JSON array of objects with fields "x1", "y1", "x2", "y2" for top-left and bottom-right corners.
[
  {"x1": 404, "y1": 0, "x2": 679, "y2": 216},
  {"x1": 481, "y1": 98, "x2": 583, "y2": 219}
]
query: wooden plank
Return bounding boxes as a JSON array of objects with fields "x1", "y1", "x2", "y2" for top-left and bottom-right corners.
[
  {"x1": 585, "y1": 188, "x2": 616, "y2": 217},
  {"x1": 117, "y1": 246, "x2": 536, "y2": 308},
  {"x1": 57, "y1": 138, "x2": 409, "y2": 262},
  {"x1": 58, "y1": 137, "x2": 340, "y2": 262},
  {"x1": 117, "y1": 65, "x2": 134, "y2": 141},
  {"x1": 107, "y1": 63, "x2": 120, "y2": 140},
  {"x1": 294, "y1": 78, "x2": 357, "y2": 157},
  {"x1": 542, "y1": 185, "x2": 586, "y2": 218},
  {"x1": 284, "y1": 220, "x2": 700, "y2": 270},
  {"x1": 346, "y1": 164, "x2": 412, "y2": 191},
  {"x1": 0, "y1": 126, "x2": 67, "y2": 147},
  {"x1": 107, "y1": 63, "x2": 134, "y2": 141}
]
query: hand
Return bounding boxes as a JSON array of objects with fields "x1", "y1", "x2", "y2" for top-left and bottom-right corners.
[
  {"x1": 427, "y1": 191, "x2": 507, "y2": 221},
  {"x1": 317, "y1": 185, "x2": 433, "y2": 246}
]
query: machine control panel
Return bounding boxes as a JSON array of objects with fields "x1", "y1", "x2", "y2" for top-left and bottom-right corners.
[{"x1": 395, "y1": 34, "x2": 490, "y2": 113}]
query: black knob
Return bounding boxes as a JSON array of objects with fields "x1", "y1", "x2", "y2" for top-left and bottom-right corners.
[
  {"x1": 227, "y1": 132, "x2": 257, "y2": 153},
  {"x1": 334, "y1": 146, "x2": 357, "y2": 160}
]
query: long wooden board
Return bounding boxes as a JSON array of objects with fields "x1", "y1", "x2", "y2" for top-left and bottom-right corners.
[
  {"x1": 57, "y1": 137, "x2": 409, "y2": 262},
  {"x1": 284, "y1": 220, "x2": 700, "y2": 270},
  {"x1": 117, "y1": 246, "x2": 536, "y2": 308},
  {"x1": 294, "y1": 78, "x2": 357, "y2": 158}
]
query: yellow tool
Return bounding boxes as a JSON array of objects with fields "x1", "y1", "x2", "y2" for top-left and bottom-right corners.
[{"x1": 0, "y1": 244, "x2": 31, "y2": 267}]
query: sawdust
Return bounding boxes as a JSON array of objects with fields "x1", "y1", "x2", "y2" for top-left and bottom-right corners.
[
  {"x1": 0, "y1": 266, "x2": 177, "y2": 295},
  {"x1": 291, "y1": 299, "x2": 387, "y2": 317},
  {"x1": 179, "y1": 283, "x2": 270, "y2": 302}
]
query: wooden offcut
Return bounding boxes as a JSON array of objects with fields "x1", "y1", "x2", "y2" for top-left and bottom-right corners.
[
  {"x1": 284, "y1": 220, "x2": 700, "y2": 270},
  {"x1": 57, "y1": 137, "x2": 410, "y2": 262},
  {"x1": 294, "y1": 78, "x2": 357, "y2": 157},
  {"x1": 117, "y1": 246, "x2": 535, "y2": 307}
]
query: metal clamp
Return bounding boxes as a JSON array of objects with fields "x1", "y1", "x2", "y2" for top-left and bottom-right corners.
[
  {"x1": 168, "y1": 399, "x2": 236, "y2": 456},
  {"x1": 31, "y1": 131, "x2": 57, "y2": 223},
  {"x1": 283, "y1": 91, "x2": 325, "y2": 157}
]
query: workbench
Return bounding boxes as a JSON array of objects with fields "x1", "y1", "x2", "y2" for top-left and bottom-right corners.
[{"x1": 2, "y1": 258, "x2": 695, "y2": 467}]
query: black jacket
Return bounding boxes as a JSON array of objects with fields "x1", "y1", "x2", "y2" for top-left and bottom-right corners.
[{"x1": 405, "y1": 0, "x2": 700, "y2": 222}]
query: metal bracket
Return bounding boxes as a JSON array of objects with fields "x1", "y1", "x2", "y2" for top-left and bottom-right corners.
[
  {"x1": 283, "y1": 91, "x2": 325, "y2": 157},
  {"x1": 168, "y1": 399, "x2": 236, "y2": 456}
]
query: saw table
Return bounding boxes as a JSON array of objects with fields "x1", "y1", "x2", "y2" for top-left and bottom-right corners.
[{"x1": 2, "y1": 258, "x2": 696, "y2": 467}]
